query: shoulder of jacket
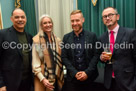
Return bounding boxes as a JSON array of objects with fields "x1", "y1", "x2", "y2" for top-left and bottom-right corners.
[
  {"x1": 63, "y1": 31, "x2": 73, "y2": 38},
  {"x1": 84, "y1": 30, "x2": 97, "y2": 38}
]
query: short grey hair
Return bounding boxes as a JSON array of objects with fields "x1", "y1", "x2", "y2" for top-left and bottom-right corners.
[{"x1": 102, "y1": 7, "x2": 119, "y2": 16}]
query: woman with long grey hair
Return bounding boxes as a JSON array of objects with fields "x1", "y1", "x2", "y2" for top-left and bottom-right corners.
[{"x1": 32, "y1": 14, "x2": 64, "y2": 91}]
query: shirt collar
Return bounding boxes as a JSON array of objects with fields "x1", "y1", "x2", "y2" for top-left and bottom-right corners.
[
  {"x1": 108, "y1": 24, "x2": 119, "y2": 34},
  {"x1": 73, "y1": 29, "x2": 84, "y2": 37}
]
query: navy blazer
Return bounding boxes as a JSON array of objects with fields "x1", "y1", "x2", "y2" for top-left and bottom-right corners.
[
  {"x1": 62, "y1": 30, "x2": 100, "y2": 84},
  {"x1": 99, "y1": 27, "x2": 136, "y2": 91},
  {"x1": 0, "y1": 26, "x2": 33, "y2": 91}
]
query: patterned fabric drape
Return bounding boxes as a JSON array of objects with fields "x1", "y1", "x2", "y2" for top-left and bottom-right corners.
[{"x1": 0, "y1": 3, "x2": 3, "y2": 29}]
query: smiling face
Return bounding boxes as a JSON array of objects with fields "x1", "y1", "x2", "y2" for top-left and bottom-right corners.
[
  {"x1": 102, "y1": 7, "x2": 120, "y2": 30},
  {"x1": 11, "y1": 9, "x2": 27, "y2": 32},
  {"x1": 41, "y1": 17, "x2": 53, "y2": 33},
  {"x1": 70, "y1": 12, "x2": 84, "y2": 34}
]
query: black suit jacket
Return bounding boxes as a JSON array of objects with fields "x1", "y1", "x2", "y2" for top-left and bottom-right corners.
[
  {"x1": 0, "y1": 26, "x2": 33, "y2": 91},
  {"x1": 99, "y1": 27, "x2": 136, "y2": 91},
  {"x1": 62, "y1": 30, "x2": 100, "y2": 84}
]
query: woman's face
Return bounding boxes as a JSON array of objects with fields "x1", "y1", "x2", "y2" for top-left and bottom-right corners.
[{"x1": 41, "y1": 17, "x2": 53, "y2": 33}]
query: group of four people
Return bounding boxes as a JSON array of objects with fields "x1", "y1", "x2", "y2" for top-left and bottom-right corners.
[{"x1": 0, "y1": 7, "x2": 136, "y2": 91}]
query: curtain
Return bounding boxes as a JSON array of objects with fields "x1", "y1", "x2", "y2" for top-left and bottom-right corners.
[
  {"x1": 78, "y1": 0, "x2": 136, "y2": 36},
  {"x1": 20, "y1": 0, "x2": 37, "y2": 36},
  {"x1": 37, "y1": 0, "x2": 74, "y2": 39},
  {"x1": 34, "y1": 0, "x2": 39, "y2": 32},
  {"x1": 0, "y1": 3, "x2": 3, "y2": 29}
]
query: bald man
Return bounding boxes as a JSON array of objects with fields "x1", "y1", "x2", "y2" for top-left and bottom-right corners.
[{"x1": 0, "y1": 8, "x2": 33, "y2": 91}]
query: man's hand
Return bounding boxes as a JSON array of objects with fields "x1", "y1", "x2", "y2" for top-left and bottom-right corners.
[
  {"x1": 75, "y1": 71, "x2": 88, "y2": 81},
  {"x1": 100, "y1": 52, "x2": 111, "y2": 62},
  {"x1": 0, "y1": 86, "x2": 6, "y2": 91},
  {"x1": 75, "y1": 71, "x2": 82, "y2": 79}
]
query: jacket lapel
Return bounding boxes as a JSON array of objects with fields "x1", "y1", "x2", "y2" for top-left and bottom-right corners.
[
  {"x1": 9, "y1": 26, "x2": 23, "y2": 57},
  {"x1": 25, "y1": 33, "x2": 32, "y2": 50},
  {"x1": 102, "y1": 31, "x2": 109, "y2": 48},
  {"x1": 84, "y1": 31, "x2": 88, "y2": 44},
  {"x1": 113, "y1": 27, "x2": 125, "y2": 55},
  {"x1": 84, "y1": 31, "x2": 89, "y2": 55},
  {"x1": 105, "y1": 31, "x2": 109, "y2": 46},
  {"x1": 69, "y1": 32, "x2": 74, "y2": 58}
]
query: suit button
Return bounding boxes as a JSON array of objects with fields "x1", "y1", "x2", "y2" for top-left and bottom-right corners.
[{"x1": 79, "y1": 64, "x2": 81, "y2": 67}]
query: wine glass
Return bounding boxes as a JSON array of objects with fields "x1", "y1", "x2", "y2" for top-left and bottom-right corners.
[
  {"x1": 104, "y1": 47, "x2": 112, "y2": 64},
  {"x1": 48, "y1": 78, "x2": 55, "y2": 91},
  {"x1": 48, "y1": 78, "x2": 55, "y2": 85}
]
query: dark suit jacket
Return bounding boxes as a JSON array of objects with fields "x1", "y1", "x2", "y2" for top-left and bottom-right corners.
[
  {"x1": 99, "y1": 27, "x2": 136, "y2": 91},
  {"x1": 61, "y1": 30, "x2": 100, "y2": 84},
  {"x1": 0, "y1": 26, "x2": 33, "y2": 91}
]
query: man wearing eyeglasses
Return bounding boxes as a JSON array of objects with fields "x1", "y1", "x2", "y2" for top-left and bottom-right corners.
[{"x1": 99, "y1": 7, "x2": 136, "y2": 91}]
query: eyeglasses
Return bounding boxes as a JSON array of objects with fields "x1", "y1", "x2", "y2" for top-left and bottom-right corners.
[{"x1": 102, "y1": 13, "x2": 117, "y2": 19}]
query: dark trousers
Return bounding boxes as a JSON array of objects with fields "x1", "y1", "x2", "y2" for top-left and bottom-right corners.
[
  {"x1": 18, "y1": 79, "x2": 33, "y2": 91},
  {"x1": 62, "y1": 80, "x2": 105, "y2": 91},
  {"x1": 107, "y1": 78, "x2": 121, "y2": 91}
]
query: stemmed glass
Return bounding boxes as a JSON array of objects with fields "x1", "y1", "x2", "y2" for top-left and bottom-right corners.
[
  {"x1": 104, "y1": 47, "x2": 112, "y2": 64},
  {"x1": 48, "y1": 77, "x2": 55, "y2": 91},
  {"x1": 48, "y1": 78, "x2": 55, "y2": 85}
]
